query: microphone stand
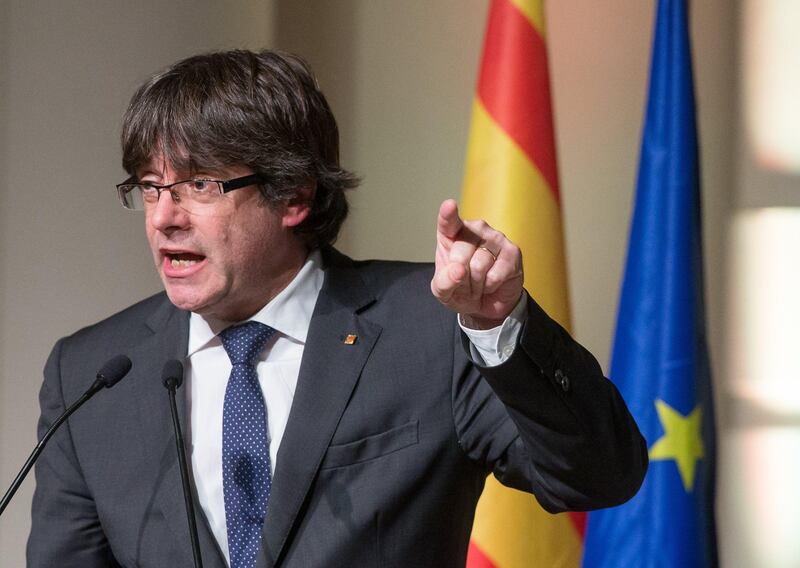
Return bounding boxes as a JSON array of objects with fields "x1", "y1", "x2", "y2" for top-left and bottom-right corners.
[
  {"x1": 1, "y1": 386, "x2": 97, "y2": 516},
  {"x1": 0, "y1": 354, "x2": 132, "y2": 517},
  {"x1": 163, "y1": 360, "x2": 203, "y2": 568}
]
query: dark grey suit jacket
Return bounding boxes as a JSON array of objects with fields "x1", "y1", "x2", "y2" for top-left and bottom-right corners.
[{"x1": 28, "y1": 248, "x2": 646, "y2": 567}]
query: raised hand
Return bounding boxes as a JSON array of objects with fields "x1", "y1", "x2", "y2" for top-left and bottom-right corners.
[{"x1": 431, "y1": 199, "x2": 524, "y2": 329}]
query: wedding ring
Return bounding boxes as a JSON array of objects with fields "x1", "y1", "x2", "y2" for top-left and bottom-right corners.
[{"x1": 477, "y1": 246, "x2": 498, "y2": 262}]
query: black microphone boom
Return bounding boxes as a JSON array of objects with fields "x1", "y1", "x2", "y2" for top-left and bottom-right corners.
[
  {"x1": 162, "y1": 359, "x2": 203, "y2": 568},
  {"x1": 0, "y1": 354, "x2": 132, "y2": 517}
]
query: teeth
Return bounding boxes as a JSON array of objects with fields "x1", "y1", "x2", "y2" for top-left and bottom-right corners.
[{"x1": 170, "y1": 259, "x2": 198, "y2": 268}]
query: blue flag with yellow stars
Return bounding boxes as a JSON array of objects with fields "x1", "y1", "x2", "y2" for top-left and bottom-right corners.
[{"x1": 582, "y1": 0, "x2": 718, "y2": 566}]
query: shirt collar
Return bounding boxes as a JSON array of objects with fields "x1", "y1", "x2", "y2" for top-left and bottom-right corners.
[{"x1": 187, "y1": 249, "x2": 324, "y2": 355}]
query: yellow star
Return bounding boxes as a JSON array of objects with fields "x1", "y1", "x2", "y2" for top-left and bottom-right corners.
[{"x1": 648, "y1": 399, "x2": 704, "y2": 492}]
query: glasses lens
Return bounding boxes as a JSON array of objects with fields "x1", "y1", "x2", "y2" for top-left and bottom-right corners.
[
  {"x1": 117, "y1": 184, "x2": 145, "y2": 210},
  {"x1": 172, "y1": 180, "x2": 223, "y2": 213}
]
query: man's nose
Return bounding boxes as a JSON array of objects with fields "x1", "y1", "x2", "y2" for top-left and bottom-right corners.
[{"x1": 148, "y1": 190, "x2": 190, "y2": 233}]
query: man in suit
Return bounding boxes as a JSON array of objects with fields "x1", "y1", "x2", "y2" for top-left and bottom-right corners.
[{"x1": 28, "y1": 50, "x2": 647, "y2": 567}]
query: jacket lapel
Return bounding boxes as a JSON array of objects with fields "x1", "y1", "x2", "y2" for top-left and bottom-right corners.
[
  {"x1": 260, "y1": 250, "x2": 381, "y2": 567},
  {"x1": 136, "y1": 297, "x2": 227, "y2": 567}
]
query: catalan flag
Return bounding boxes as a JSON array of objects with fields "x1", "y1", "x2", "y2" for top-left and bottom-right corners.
[
  {"x1": 582, "y1": 1, "x2": 718, "y2": 566},
  {"x1": 461, "y1": 1, "x2": 584, "y2": 566}
]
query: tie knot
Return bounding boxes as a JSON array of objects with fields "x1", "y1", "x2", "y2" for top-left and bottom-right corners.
[{"x1": 219, "y1": 321, "x2": 276, "y2": 366}]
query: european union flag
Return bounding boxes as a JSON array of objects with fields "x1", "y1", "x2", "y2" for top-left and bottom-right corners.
[{"x1": 582, "y1": 1, "x2": 718, "y2": 566}]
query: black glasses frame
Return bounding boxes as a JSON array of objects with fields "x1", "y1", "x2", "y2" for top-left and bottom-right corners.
[{"x1": 116, "y1": 173, "x2": 265, "y2": 207}]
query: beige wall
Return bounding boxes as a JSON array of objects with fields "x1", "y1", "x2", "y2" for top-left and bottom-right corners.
[{"x1": 0, "y1": 1, "x2": 738, "y2": 565}]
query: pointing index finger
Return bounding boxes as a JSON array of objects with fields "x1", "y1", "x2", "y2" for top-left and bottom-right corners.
[{"x1": 437, "y1": 199, "x2": 464, "y2": 239}]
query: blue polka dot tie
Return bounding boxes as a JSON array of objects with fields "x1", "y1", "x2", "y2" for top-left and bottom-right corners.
[{"x1": 220, "y1": 321, "x2": 276, "y2": 568}]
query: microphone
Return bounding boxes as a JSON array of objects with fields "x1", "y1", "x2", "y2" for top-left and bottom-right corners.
[
  {"x1": 162, "y1": 359, "x2": 203, "y2": 568},
  {"x1": 0, "y1": 354, "x2": 132, "y2": 517}
]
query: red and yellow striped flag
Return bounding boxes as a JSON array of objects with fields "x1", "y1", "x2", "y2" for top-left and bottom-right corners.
[{"x1": 461, "y1": 1, "x2": 585, "y2": 566}]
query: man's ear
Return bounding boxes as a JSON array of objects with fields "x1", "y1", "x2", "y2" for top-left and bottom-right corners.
[{"x1": 281, "y1": 183, "x2": 315, "y2": 228}]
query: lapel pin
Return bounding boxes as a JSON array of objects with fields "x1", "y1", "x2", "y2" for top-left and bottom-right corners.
[{"x1": 343, "y1": 334, "x2": 358, "y2": 345}]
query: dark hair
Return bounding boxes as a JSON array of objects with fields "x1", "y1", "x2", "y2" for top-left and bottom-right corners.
[{"x1": 121, "y1": 49, "x2": 359, "y2": 248}]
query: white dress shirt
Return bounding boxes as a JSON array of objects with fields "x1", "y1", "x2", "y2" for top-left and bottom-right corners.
[{"x1": 185, "y1": 250, "x2": 525, "y2": 563}]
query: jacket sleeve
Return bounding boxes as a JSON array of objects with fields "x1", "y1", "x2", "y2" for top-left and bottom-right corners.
[
  {"x1": 453, "y1": 293, "x2": 648, "y2": 513},
  {"x1": 27, "y1": 338, "x2": 121, "y2": 568}
]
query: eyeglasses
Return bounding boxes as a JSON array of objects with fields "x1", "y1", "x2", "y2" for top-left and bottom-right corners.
[{"x1": 116, "y1": 174, "x2": 265, "y2": 214}]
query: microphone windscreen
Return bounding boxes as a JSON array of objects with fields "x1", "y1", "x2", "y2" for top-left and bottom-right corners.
[
  {"x1": 96, "y1": 355, "x2": 133, "y2": 388},
  {"x1": 161, "y1": 359, "x2": 184, "y2": 389}
]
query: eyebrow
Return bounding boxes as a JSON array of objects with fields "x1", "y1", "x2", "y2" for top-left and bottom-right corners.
[{"x1": 134, "y1": 168, "x2": 162, "y2": 182}]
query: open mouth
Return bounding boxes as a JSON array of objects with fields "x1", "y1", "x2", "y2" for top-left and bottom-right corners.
[
  {"x1": 164, "y1": 251, "x2": 206, "y2": 276},
  {"x1": 164, "y1": 251, "x2": 206, "y2": 269}
]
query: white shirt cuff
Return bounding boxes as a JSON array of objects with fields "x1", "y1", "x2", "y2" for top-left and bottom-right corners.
[{"x1": 458, "y1": 294, "x2": 528, "y2": 367}]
